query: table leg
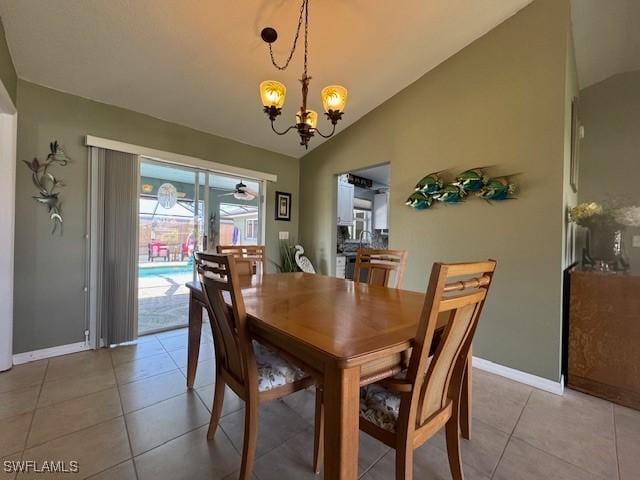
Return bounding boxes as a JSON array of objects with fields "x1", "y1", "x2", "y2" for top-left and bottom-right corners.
[
  {"x1": 460, "y1": 348, "x2": 472, "y2": 439},
  {"x1": 187, "y1": 295, "x2": 203, "y2": 389},
  {"x1": 323, "y1": 364, "x2": 361, "y2": 480}
]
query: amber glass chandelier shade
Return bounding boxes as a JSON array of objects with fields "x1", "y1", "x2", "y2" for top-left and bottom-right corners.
[
  {"x1": 259, "y1": 80, "x2": 286, "y2": 108},
  {"x1": 321, "y1": 85, "x2": 348, "y2": 112},
  {"x1": 295, "y1": 109, "x2": 318, "y2": 129}
]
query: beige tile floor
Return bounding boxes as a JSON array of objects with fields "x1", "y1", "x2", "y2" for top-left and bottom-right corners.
[{"x1": 0, "y1": 326, "x2": 637, "y2": 480}]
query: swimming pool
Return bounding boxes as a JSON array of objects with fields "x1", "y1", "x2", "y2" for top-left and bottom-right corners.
[{"x1": 138, "y1": 264, "x2": 193, "y2": 277}]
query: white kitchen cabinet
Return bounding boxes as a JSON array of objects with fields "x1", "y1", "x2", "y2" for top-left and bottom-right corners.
[
  {"x1": 337, "y1": 180, "x2": 354, "y2": 226},
  {"x1": 373, "y1": 192, "x2": 389, "y2": 230},
  {"x1": 335, "y1": 255, "x2": 346, "y2": 278}
]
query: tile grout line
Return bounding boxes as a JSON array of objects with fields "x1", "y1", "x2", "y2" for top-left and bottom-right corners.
[
  {"x1": 494, "y1": 385, "x2": 617, "y2": 480},
  {"x1": 84, "y1": 458, "x2": 133, "y2": 480},
  {"x1": 19, "y1": 360, "x2": 50, "y2": 460},
  {"x1": 20, "y1": 401, "x2": 124, "y2": 450},
  {"x1": 220, "y1": 399, "x2": 312, "y2": 463},
  {"x1": 37, "y1": 382, "x2": 117, "y2": 409},
  {"x1": 612, "y1": 404, "x2": 621, "y2": 480},
  {"x1": 358, "y1": 446, "x2": 392, "y2": 479},
  {"x1": 131, "y1": 421, "x2": 210, "y2": 458},
  {"x1": 106, "y1": 332, "x2": 215, "y2": 416},
  {"x1": 0, "y1": 361, "x2": 49, "y2": 480},
  {"x1": 118, "y1": 329, "x2": 228, "y2": 474},
  {"x1": 25, "y1": 415, "x2": 129, "y2": 455},
  {"x1": 489, "y1": 388, "x2": 533, "y2": 480},
  {"x1": 512, "y1": 436, "x2": 611, "y2": 480},
  {"x1": 506, "y1": 390, "x2": 617, "y2": 480},
  {"x1": 109, "y1": 350, "x2": 141, "y2": 480},
  {"x1": 123, "y1": 375, "x2": 205, "y2": 415}
]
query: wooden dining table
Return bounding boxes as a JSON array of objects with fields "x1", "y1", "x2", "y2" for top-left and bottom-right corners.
[{"x1": 185, "y1": 272, "x2": 471, "y2": 480}]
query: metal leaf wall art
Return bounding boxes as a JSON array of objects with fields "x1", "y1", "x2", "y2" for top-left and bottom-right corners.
[
  {"x1": 406, "y1": 168, "x2": 518, "y2": 210},
  {"x1": 23, "y1": 141, "x2": 69, "y2": 234}
]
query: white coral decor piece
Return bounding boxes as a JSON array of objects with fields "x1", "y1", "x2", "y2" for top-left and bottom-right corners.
[{"x1": 614, "y1": 206, "x2": 640, "y2": 227}]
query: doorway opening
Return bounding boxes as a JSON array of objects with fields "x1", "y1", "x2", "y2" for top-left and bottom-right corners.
[{"x1": 335, "y1": 163, "x2": 390, "y2": 280}]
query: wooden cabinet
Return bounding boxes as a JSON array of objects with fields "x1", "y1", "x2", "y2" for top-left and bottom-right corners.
[
  {"x1": 373, "y1": 192, "x2": 389, "y2": 230},
  {"x1": 568, "y1": 270, "x2": 640, "y2": 410},
  {"x1": 337, "y1": 179, "x2": 354, "y2": 226}
]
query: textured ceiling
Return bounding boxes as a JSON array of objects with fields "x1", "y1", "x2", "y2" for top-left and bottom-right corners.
[
  {"x1": 571, "y1": 0, "x2": 640, "y2": 88},
  {"x1": 0, "y1": 0, "x2": 531, "y2": 158}
]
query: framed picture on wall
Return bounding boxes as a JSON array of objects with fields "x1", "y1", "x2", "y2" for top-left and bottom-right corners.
[
  {"x1": 275, "y1": 191, "x2": 292, "y2": 221},
  {"x1": 570, "y1": 96, "x2": 581, "y2": 193}
]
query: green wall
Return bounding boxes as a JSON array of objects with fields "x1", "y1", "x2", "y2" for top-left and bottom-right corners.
[
  {"x1": 0, "y1": 17, "x2": 16, "y2": 104},
  {"x1": 14, "y1": 80, "x2": 299, "y2": 354},
  {"x1": 299, "y1": 0, "x2": 571, "y2": 381},
  {"x1": 578, "y1": 70, "x2": 640, "y2": 274}
]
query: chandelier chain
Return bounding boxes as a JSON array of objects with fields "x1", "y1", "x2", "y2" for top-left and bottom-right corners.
[
  {"x1": 303, "y1": 0, "x2": 309, "y2": 77},
  {"x1": 268, "y1": 0, "x2": 308, "y2": 72},
  {"x1": 260, "y1": 0, "x2": 344, "y2": 149}
]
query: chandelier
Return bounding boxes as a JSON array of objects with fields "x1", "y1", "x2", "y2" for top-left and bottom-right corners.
[{"x1": 259, "y1": 0, "x2": 348, "y2": 149}]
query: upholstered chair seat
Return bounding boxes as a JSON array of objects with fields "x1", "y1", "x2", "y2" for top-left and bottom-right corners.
[
  {"x1": 254, "y1": 341, "x2": 308, "y2": 391},
  {"x1": 360, "y1": 382, "x2": 401, "y2": 432}
]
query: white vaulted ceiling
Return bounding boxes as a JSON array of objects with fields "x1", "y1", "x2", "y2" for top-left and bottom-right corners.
[{"x1": 0, "y1": 0, "x2": 532, "y2": 158}]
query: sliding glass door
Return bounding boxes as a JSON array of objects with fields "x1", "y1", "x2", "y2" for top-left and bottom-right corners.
[
  {"x1": 209, "y1": 173, "x2": 261, "y2": 249},
  {"x1": 137, "y1": 158, "x2": 263, "y2": 335}
]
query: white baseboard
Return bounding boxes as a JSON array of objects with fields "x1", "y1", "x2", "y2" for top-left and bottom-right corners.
[
  {"x1": 10, "y1": 343, "x2": 564, "y2": 395},
  {"x1": 13, "y1": 342, "x2": 92, "y2": 365},
  {"x1": 473, "y1": 356, "x2": 564, "y2": 396}
]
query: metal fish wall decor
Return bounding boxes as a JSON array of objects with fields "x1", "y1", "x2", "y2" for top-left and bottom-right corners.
[
  {"x1": 454, "y1": 168, "x2": 489, "y2": 192},
  {"x1": 405, "y1": 192, "x2": 433, "y2": 210},
  {"x1": 414, "y1": 172, "x2": 444, "y2": 194},
  {"x1": 477, "y1": 176, "x2": 518, "y2": 201},
  {"x1": 433, "y1": 184, "x2": 467, "y2": 203},
  {"x1": 406, "y1": 168, "x2": 518, "y2": 210},
  {"x1": 23, "y1": 141, "x2": 69, "y2": 234}
]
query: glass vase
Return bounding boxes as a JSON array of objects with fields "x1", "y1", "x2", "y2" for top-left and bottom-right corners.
[{"x1": 584, "y1": 226, "x2": 629, "y2": 271}]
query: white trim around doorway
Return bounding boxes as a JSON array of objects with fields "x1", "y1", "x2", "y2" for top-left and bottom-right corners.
[{"x1": 0, "y1": 80, "x2": 17, "y2": 372}]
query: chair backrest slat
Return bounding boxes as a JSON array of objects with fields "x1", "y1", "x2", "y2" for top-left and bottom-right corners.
[
  {"x1": 405, "y1": 260, "x2": 496, "y2": 427},
  {"x1": 353, "y1": 248, "x2": 408, "y2": 289},
  {"x1": 195, "y1": 252, "x2": 256, "y2": 385},
  {"x1": 216, "y1": 245, "x2": 265, "y2": 275}
]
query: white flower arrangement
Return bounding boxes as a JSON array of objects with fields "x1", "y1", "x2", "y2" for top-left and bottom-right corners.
[
  {"x1": 569, "y1": 202, "x2": 603, "y2": 227},
  {"x1": 570, "y1": 202, "x2": 640, "y2": 229}
]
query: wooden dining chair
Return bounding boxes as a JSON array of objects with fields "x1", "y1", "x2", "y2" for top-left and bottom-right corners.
[
  {"x1": 216, "y1": 245, "x2": 265, "y2": 276},
  {"x1": 358, "y1": 260, "x2": 496, "y2": 480},
  {"x1": 353, "y1": 248, "x2": 408, "y2": 288},
  {"x1": 195, "y1": 252, "x2": 322, "y2": 480}
]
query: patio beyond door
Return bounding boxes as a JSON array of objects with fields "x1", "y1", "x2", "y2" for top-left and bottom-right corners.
[{"x1": 137, "y1": 159, "x2": 263, "y2": 335}]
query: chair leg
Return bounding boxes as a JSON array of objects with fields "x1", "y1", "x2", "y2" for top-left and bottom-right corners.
[
  {"x1": 460, "y1": 350, "x2": 472, "y2": 440},
  {"x1": 240, "y1": 396, "x2": 258, "y2": 480},
  {"x1": 395, "y1": 441, "x2": 414, "y2": 480},
  {"x1": 206, "y1": 377, "x2": 226, "y2": 440},
  {"x1": 445, "y1": 415, "x2": 464, "y2": 480},
  {"x1": 313, "y1": 387, "x2": 324, "y2": 474}
]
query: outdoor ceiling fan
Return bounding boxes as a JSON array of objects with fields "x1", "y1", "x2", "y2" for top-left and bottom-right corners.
[{"x1": 218, "y1": 180, "x2": 258, "y2": 201}]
